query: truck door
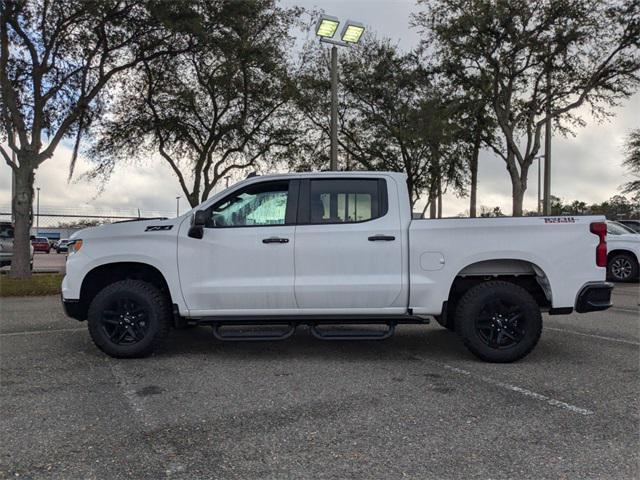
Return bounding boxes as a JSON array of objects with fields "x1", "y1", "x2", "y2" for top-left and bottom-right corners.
[
  {"x1": 294, "y1": 177, "x2": 404, "y2": 312},
  {"x1": 178, "y1": 179, "x2": 299, "y2": 315}
]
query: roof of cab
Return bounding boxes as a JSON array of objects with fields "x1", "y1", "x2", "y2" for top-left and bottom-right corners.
[{"x1": 242, "y1": 171, "x2": 407, "y2": 181}]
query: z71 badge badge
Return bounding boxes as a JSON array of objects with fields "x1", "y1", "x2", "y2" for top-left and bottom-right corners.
[{"x1": 145, "y1": 225, "x2": 173, "y2": 231}]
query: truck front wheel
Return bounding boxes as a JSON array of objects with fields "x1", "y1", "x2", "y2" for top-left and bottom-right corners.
[
  {"x1": 87, "y1": 280, "x2": 171, "y2": 358},
  {"x1": 455, "y1": 281, "x2": 542, "y2": 363}
]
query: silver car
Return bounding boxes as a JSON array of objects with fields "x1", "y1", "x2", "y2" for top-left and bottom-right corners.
[{"x1": 0, "y1": 222, "x2": 34, "y2": 270}]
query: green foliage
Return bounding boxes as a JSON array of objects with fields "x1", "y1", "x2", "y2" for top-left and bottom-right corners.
[
  {"x1": 88, "y1": 0, "x2": 303, "y2": 207},
  {"x1": 0, "y1": 0, "x2": 197, "y2": 277},
  {"x1": 530, "y1": 194, "x2": 639, "y2": 219},
  {"x1": 621, "y1": 128, "x2": 640, "y2": 197},
  {"x1": 0, "y1": 273, "x2": 63, "y2": 297},
  {"x1": 292, "y1": 36, "x2": 469, "y2": 208},
  {"x1": 479, "y1": 206, "x2": 505, "y2": 217},
  {"x1": 55, "y1": 219, "x2": 109, "y2": 229},
  {"x1": 415, "y1": 0, "x2": 640, "y2": 215}
]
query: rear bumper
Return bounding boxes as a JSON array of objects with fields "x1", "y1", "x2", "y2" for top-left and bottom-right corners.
[{"x1": 575, "y1": 282, "x2": 614, "y2": 313}]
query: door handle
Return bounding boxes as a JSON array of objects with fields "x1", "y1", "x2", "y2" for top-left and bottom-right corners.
[
  {"x1": 368, "y1": 235, "x2": 396, "y2": 241},
  {"x1": 262, "y1": 237, "x2": 289, "y2": 244}
]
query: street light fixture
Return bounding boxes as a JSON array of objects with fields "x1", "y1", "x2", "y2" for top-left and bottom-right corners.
[
  {"x1": 315, "y1": 15, "x2": 340, "y2": 38},
  {"x1": 315, "y1": 15, "x2": 365, "y2": 171},
  {"x1": 340, "y1": 21, "x2": 365, "y2": 44}
]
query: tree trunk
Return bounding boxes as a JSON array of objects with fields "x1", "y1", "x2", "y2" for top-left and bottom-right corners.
[
  {"x1": 10, "y1": 163, "x2": 35, "y2": 278},
  {"x1": 511, "y1": 183, "x2": 525, "y2": 217},
  {"x1": 429, "y1": 181, "x2": 437, "y2": 219},
  {"x1": 437, "y1": 178, "x2": 442, "y2": 219},
  {"x1": 469, "y1": 130, "x2": 481, "y2": 218}
]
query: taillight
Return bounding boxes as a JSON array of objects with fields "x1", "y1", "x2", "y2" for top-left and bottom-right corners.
[{"x1": 590, "y1": 222, "x2": 607, "y2": 267}]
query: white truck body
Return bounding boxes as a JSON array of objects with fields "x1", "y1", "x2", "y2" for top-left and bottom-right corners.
[{"x1": 61, "y1": 172, "x2": 613, "y2": 361}]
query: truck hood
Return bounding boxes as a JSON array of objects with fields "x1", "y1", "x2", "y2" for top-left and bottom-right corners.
[{"x1": 70, "y1": 216, "x2": 185, "y2": 241}]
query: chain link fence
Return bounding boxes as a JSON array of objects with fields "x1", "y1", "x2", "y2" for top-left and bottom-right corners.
[{"x1": 0, "y1": 205, "x2": 176, "y2": 239}]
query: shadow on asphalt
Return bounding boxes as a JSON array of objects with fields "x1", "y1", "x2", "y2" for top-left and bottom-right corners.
[{"x1": 71, "y1": 325, "x2": 545, "y2": 364}]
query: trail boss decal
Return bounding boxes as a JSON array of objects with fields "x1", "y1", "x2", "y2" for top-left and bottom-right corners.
[
  {"x1": 145, "y1": 225, "x2": 173, "y2": 232},
  {"x1": 544, "y1": 217, "x2": 576, "y2": 223}
]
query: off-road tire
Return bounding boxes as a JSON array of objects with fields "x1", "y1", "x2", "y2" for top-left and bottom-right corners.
[
  {"x1": 88, "y1": 280, "x2": 171, "y2": 358},
  {"x1": 455, "y1": 281, "x2": 542, "y2": 363}
]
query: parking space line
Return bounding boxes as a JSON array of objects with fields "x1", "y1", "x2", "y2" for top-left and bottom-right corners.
[
  {"x1": 545, "y1": 327, "x2": 640, "y2": 346},
  {"x1": 0, "y1": 327, "x2": 85, "y2": 337},
  {"x1": 610, "y1": 306, "x2": 639, "y2": 314},
  {"x1": 410, "y1": 354, "x2": 594, "y2": 416}
]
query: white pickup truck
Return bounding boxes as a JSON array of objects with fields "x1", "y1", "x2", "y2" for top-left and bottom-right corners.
[{"x1": 62, "y1": 172, "x2": 613, "y2": 362}]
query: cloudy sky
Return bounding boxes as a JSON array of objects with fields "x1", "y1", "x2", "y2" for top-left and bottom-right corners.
[{"x1": 0, "y1": 0, "x2": 635, "y2": 218}]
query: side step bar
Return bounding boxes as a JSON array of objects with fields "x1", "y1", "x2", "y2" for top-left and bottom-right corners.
[
  {"x1": 212, "y1": 323, "x2": 296, "y2": 342},
  {"x1": 310, "y1": 322, "x2": 396, "y2": 341},
  {"x1": 177, "y1": 308, "x2": 431, "y2": 342}
]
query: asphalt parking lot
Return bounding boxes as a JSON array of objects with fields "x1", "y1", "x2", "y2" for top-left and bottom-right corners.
[
  {"x1": 1, "y1": 284, "x2": 638, "y2": 479},
  {"x1": 0, "y1": 252, "x2": 67, "y2": 275},
  {"x1": 31, "y1": 252, "x2": 67, "y2": 273}
]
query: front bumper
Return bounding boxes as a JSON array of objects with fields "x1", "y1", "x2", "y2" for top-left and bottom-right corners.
[
  {"x1": 575, "y1": 282, "x2": 614, "y2": 313},
  {"x1": 61, "y1": 295, "x2": 87, "y2": 321}
]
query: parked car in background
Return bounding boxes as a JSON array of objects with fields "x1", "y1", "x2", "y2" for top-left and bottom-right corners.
[
  {"x1": 617, "y1": 219, "x2": 640, "y2": 233},
  {"x1": 31, "y1": 236, "x2": 51, "y2": 253},
  {"x1": 606, "y1": 221, "x2": 639, "y2": 282},
  {"x1": 0, "y1": 222, "x2": 34, "y2": 269},
  {"x1": 56, "y1": 239, "x2": 70, "y2": 254}
]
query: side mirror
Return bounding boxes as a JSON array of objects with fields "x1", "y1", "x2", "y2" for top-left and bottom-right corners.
[{"x1": 188, "y1": 210, "x2": 207, "y2": 239}]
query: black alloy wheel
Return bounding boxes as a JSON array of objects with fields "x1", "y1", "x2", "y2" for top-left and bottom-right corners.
[
  {"x1": 475, "y1": 298, "x2": 526, "y2": 349},
  {"x1": 100, "y1": 297, "x2": 150, "y2": 346}
]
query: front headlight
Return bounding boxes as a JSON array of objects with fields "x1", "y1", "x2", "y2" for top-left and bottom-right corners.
[{"x1": 68, "y1": 239, "x2": 83, "y2": 254}]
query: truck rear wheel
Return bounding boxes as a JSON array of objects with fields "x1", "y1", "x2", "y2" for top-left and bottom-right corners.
[
  {"x1": 455, "y1": 281, "x2": 542, "y2": 363},
  {"x1": 87, "y1": 280, "x2": 171, "y2": 358}
]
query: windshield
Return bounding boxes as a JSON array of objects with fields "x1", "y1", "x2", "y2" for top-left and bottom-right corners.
[{"x1": 607, "y1": 221, "x2": 635, "y2": 235}]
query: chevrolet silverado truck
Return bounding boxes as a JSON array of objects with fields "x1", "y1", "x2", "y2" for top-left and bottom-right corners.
[{"x1": 61, "y1": 172, "x2": 613, "y2": 362}]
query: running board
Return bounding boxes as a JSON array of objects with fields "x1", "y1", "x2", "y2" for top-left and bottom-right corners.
[
  {"x1": 212, "y1": 323, "x2": 296, "y2": 342},
  {"x1": 310, "y1": 322, "x2": 396, "y2": 341},
  {"x1": 200, "y1": 315, "x2": 430, "y2": 342}
]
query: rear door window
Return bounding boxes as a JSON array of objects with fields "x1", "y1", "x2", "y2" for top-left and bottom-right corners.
[{"x1": 306, "y1": 179, "x2": 386, "y2": 224}]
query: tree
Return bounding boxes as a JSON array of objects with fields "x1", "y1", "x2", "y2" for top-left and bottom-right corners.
[
  {"x1": 0, "y1": 0, "x2": 194, "y2": 277},
  {"x1": 621, "y1": 128, "x2": 640, "y2": 198},
  {"x1": 479, "y1": 205, "x2": 505, "y2": 217},
  {"x1": 445, "y1": 91, "x2": 496, "y2": 217},
  {"x1": 293, "y1": 37, "x2": 468, "y2": 211},
  {"x1": 89, "y1": 0, "x2": 302, "y2": 208},
  {"x1": 415, "y1": 0, "x2": 640, "y2": 216}
]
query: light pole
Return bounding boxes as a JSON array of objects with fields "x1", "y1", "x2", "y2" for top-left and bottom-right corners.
[
  {"x1": 543, "y1": 52, "x2": 552, "y2": 215},
  {"x1": 36, "y1": 187, "x2": 40, "y2": 235},
  {"x1": 176, "y1": 196, "x2": 181, "y2": 217},
  {"x1": 534, "y1": 155, "x2": 544, "y2": 215},
  {"x1": 315, "y1": 15, "x2": 365, "y2": 171}
]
